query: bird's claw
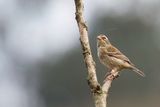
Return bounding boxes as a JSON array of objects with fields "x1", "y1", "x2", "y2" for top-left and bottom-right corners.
[
  {"x1": 104, "y1": 72, "x2": 120, "y2": 82},
  {"x1": 114, "y1": 74, "x2": 120, "y2": 79}
]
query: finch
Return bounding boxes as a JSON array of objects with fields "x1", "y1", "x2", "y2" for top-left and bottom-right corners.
[{"x1": 97, "y1": 34, "x2": 145, "y2": 77}]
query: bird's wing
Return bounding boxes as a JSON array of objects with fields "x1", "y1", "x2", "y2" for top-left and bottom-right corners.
[{"x1": 106, "y1": 45, "x2": 134, "y2": 65}]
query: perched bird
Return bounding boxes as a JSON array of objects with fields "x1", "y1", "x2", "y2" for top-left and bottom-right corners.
[{"x1": 97, "y1": 34, "x2": 145, "y2": 77}]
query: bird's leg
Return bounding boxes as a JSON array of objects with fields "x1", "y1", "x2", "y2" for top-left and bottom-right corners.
[
  {"x1": 104, "y1": 71, "x2": 114, "y2": 82},
  {"x1": 111, "y1": 69, "x2": 120, "y2": 79},
  {"x1": 104, "y1": 69, "x2": 119, "y2": 82},
  {"x1": 107, "y1": 74, "x2": 115, "y2": 80},
  {"x1": 103, "y1": 73, "x2": 114, "y2": 82}
]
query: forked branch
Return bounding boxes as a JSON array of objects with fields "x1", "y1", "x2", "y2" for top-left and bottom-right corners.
[{"x1": 74, "y1": 0, "x2": 119, "y2": 107}]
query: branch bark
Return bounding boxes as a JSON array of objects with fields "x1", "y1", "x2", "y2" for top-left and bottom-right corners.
[
  {"x1": 74, "y1": 0, "x2": 100, "y2": 90},
  {"x1": 74, "y1": 0, "x2": 119, "y2": 107}
]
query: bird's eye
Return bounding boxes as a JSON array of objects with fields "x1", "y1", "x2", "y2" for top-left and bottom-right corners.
[{"x1": 101, "y1": 36, "x2": 106, "y2": 40}]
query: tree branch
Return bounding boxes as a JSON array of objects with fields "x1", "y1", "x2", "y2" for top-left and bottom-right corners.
[
  {"x1": 74, "y1": 0, "x2": 119, "y2": 107},
  {"x1": 74, "y1": 0, "x2": 100, "y2": 91}
]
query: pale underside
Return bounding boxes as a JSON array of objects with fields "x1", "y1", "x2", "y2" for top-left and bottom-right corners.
[{"x1": 98, "y1": 47, "x2": 132, "y2": 71}]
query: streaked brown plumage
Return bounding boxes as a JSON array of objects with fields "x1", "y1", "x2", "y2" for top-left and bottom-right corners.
[{"x1": 97, "y1": 34, "x2": 145, "y2": 77}]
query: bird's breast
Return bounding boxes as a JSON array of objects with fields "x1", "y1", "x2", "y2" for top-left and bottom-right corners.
[
  {"x1": 98, "y1": 48, "x2": 114, "y2": 69},
  {"x1": 98, "y1": 48, "x2": 125, "y2": 70}
]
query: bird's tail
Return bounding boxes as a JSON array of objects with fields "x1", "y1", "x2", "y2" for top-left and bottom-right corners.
[{"x1": 131, "y1": 66, "x2": 145, "y2": 77}]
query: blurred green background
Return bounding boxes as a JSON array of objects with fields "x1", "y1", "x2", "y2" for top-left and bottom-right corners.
[{"x1": 0, "y1": 0, "x2": 160, "y2": 107}]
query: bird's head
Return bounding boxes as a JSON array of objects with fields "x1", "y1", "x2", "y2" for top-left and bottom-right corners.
[{"x1": 97, "y1": 34, "x2": 111, "y2": 47}]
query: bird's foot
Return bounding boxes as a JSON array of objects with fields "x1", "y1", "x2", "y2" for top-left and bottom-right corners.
[
  {"x1": 114, "y1": 74, "x2": 120, "y2": 79},
  {"x1": 104, "y1": 72, "x2": 120, "y2": 82}
]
